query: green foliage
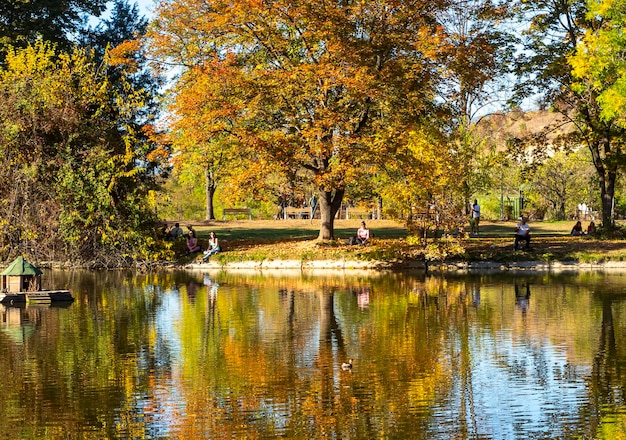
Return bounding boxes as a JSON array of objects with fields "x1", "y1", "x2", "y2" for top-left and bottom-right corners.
[
  {"x1": 527, "y1": 150, "x2": 595, "y2": 220},
  {"x1": 511, "y1": 0, "x2": 626, "y2": 226},
  {"x1": 0, "y1": 0, "x2": 108, "y2": 56},
  {"x1": 0, "y1": 41, "x2": 166, "y2": 266},
  {"x1": 570, "y1": 0, "x2": 626, "y2": 125}
]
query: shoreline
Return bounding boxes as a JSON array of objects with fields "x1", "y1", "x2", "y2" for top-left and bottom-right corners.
[{"x1": 183, "y1": 258, "x2": 626, "y2": 273}]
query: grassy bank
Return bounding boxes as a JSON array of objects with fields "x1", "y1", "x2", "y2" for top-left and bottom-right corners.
[{"x1": 170, "y1": 219, "x2": 626, "y2": 265}]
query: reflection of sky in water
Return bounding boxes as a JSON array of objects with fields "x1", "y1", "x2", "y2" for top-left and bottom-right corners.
[
  {"x1": 99, "y1": 275, "x2": 618, "y2": 439},
  {"x1": 133, "y1": 287, "x2": 185, "y2": 437},
  {"x1": 433, "y1": 330, "x2": 589, "y2": 439},
  {"x1": 156, "y1": 287, "x2": 182, "y2": 361}
]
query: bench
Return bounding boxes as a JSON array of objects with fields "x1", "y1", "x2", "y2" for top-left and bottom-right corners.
[
  {"x1": 345, "y1": 209, "x2": 371, "y2": 219},
  {"x1": 284, "y1": 207, "x2": 310, "y2": 219},
  {"x1": 223, "y1": 208, "x2": 252, "y2": 220}
]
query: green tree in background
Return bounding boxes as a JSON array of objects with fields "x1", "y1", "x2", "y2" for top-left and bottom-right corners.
[
  {"x1": 0, "y1": 42, "x2": 166, "y2": 266},
  {"x1": 528, "y1": 150, "x2": 594, "y2": 220},
  {"x1": 513, "y1": 0, "x2": 626, "y2": 228},
  {"x1": 0, "y1": 0, "x2": 108, "y2": 54}
]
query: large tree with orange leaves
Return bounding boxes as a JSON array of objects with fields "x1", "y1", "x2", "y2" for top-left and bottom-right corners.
[{"x1": 148, "y1": 0, "x2": 451, "y2": 239}]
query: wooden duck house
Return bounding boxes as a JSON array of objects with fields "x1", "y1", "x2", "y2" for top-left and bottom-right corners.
[{"x1": 0, "y1": 256, "x2": 73, "y2": 304}]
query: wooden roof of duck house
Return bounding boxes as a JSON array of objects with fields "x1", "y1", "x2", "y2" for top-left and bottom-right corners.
[{"x1": 1, "y1": 256, "x2": 42, "y2": 293}]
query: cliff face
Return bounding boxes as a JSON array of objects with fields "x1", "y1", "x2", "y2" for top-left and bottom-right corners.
[{"x1": 475, "y1": 109, "x2": 575, "y2": 154}]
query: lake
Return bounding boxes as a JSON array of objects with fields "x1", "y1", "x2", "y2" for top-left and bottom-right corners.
[{"x1": 0, "y1": 269, "x2": 624, "y2": 439}]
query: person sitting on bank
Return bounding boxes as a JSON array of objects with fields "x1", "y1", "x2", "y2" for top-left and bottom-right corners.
[
  {"x1": 356, "y1": 221, "x2": 370, "y2": 245},
  {"x1": 514, "y1": 217, "x2": 531, "y2": 251},
  {"x1": 166, "y1": 222, "x2": 183, "y2": 240},
  {"x1": 202, "y1": 232, "x2": 221, "y2": 261},
  {"x1": 570, "y1": 220, "x2": 584, "y2": 236},
  {"x1": 587, "y1": 221, "x2": 596, "y2": 235},
  {"x1": 186, "y1": 230, "x2": 202, "y2": 254}
]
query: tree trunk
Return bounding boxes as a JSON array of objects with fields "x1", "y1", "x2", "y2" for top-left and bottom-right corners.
[
  {"x1": 558, "y1": 199, "x2": 566, "y2": 221},
  {"x1": 590, "y1": 137, "x2": 616, "y2": 227},
  {"x1": 205, "y1": 167, "x2": 216, "y2": 220},
  {"x1": 600, "y1": 170, "x2": 616, "y2": 227},
  {"x1": 317, "y1": 187, "x2": 345, "y2": 240}
]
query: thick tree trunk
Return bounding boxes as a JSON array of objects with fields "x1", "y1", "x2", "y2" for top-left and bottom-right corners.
[
  {"x1": 590, "y1": 137, "x2": 616, "y2": 227},
  {"x1": 600, "y1": 170, "x2": 616, "y2": 227},
  {"x1": 558, "y1": 199, "x2": 566, "y2": 221},
  {"x1": 205, "y1": 167, "x2": 216, "y2": 220},
  {"x1": 317, "y1": 187, "x2": 345, "y2": 240}
]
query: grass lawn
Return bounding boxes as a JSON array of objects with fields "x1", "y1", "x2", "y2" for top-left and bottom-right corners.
[{"x1": 169, "y1": 218, "x2": 626, "y2": 265}]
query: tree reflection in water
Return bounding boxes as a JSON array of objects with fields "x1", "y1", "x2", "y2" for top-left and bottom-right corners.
[{"x1": 0, "y1": 270, "x2": 624, "y2": 438}]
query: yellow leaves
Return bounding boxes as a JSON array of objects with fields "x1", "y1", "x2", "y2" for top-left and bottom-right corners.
[
  {"x1": 569, "y1": 0, "x2": 626, "y2": 124},
  {"x1": 588, "y1": 0, "x2": 618, "y2": 17},
  {"x1": 1, "y1": 40, "x2": 57, "y2": 78}
]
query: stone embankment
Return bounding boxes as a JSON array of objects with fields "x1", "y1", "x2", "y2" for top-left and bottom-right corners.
[{"x1": 186, "y1": 259, "x2": 626, "y2": 272}]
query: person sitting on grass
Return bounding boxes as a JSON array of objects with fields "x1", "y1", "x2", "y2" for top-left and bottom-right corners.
[
  {"x1": 587, "y1": 221, "x2": 596, "y2": 235},
  {"x1": 570, "y1": 220, "x2": 584, "y2": 236},
  {"x1": 356, "y1": 221, "x2": 370, "y2": 245},
  {"x1": 166, "y1": 222, "x2": 183, "y2": 240},
  {"x1": 514, "y1": 217, "x2": 531, "y2": 251},
  {"x1": 202, "y1": 232, "x2": 221, "y2": 261},
  {"x1": 186, "y1": 230, "x2": 202, "y2": 254}
]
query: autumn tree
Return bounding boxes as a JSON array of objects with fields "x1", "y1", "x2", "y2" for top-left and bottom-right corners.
[
  {"x1": 148, "y1": 0, "x2": 452, "y2": 239},
  {"x1": 0, "y1": 42, "x2": 165, "y2": 266},
  {"x1": 571, "y1": 0, "x2": 626, "y2": 126},
  {"x1": 165, "y1": 67, "x2": 255, "y2": 220},
  {"x1": 377, "y1": 126, "x2": 468, "y2": 238},
  {"x1": 513, "y1": 0, "x2": 626, "y2": 228},
  {"x1": 440, "y1": 0, "x2": 516, "y2": 206}
]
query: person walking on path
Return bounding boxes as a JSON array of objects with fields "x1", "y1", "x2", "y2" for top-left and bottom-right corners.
[{"x1": 470, "y1": 199, "x2": 481, "y2": 235}]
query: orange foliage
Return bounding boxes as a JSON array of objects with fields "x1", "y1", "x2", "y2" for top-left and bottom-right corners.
[
  {"x1": 147, "y1": 0, "x2": 456, "y2": 236},
  {"x1": 107, "y1": 40, "x2": 141, "y2": 71}
]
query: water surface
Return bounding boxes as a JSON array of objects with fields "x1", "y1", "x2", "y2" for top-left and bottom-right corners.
[{"x1": 0, "y1": 269, "x2": 625, "y2": 439}]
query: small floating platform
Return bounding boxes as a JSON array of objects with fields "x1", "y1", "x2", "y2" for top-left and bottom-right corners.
[
  {"x1": 0, "y1": 256, "x2": 74, "y2": 305},
  {"x1": 0, "y1": 290, "x2": 74, "y2": 304}
]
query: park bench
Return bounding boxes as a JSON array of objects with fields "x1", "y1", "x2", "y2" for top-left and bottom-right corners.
[
  {"x1": 284, "y1": 207, "x2": 310, "y2": 219},
  {"x1": 223, "y1": 208, "x2": 252, "y2": 220}
]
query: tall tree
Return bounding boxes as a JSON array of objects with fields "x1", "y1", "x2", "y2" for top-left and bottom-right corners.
[
  {"x1": 81, "y1": 0, "x2": 166, "y2": 177},
  {"x1": 0, "y1": 0, "x2": 107, "y2": 54},
  {"x1": 529, "y1": 151, "x2": 593, "y2": 220},
  {"x1": 441, "y1": 0, "x2": 516, "y2": 207},
  {"x1": 513, "y1": 0, "x2": 626, "y2": 227},
  {"x1": 0, "y1": 41, "x2": 165, "y2": 266},
  {"x1": 148, "y1": 0, "x2": 449, "y2": 239}
]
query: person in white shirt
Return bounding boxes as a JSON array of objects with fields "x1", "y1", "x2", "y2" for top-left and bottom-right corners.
[
  {"x1": 514, "y1": 217, "x2": 531, "y2": 251},
  {"x1": 470, "y1": 199, "x2": 481, "y2": 235},
  {"x1": 202, "y1": 231, "x2": 221, "y2": 261},
  {"x1": 356, "y1": 221, "x2": 370, "y2": 245}
]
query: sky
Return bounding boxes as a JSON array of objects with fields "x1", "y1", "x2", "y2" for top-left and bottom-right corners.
[{"x1": 136, "y1": 0, "x2": 156, "y2": 17}]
